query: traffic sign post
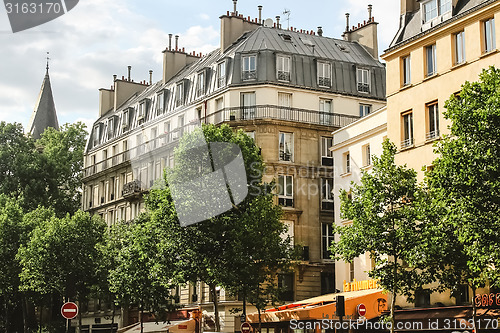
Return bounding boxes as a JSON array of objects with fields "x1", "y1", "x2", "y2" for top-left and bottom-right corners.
[
  {"x1": 61, "y1": 302, "x2": 78, "y2": 320},
  {"x1": 357, "y1": 303, "x2": 367, "y2": 317},
  {"x1": 241, "y1": 322, "x2": 252, "y2": 333}
]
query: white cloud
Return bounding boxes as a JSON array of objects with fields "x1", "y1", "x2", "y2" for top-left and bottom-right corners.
[{"x1": 199, "y1": 13, "x2": 210, "y2": 20}]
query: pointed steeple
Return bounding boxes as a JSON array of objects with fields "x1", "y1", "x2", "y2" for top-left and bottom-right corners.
[{"x1": 28, "y1": 53, "x2": 59, "y2": 140}]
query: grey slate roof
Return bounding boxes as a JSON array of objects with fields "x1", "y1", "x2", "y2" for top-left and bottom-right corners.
[
  {"x1": 388, "y1": 0, "x2": 495, "y2": 50},
  {"x1": 28, "y1": 69, "x2": 59, "y2": 139}
]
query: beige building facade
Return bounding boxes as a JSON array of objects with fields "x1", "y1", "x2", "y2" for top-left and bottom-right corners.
[{"x1": 81, "y1": 3, "x2": 386, "y2": 331}]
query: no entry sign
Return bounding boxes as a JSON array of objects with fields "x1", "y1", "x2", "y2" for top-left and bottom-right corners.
[
  {"x1": 61, "y1": 302, "x2": 78, "y2": 319},
  {"x1": 241, "y1": 322, "x2": 252, "y2": 332},
  {"x1": 357, "y1": 303, "x2": 367, "y2": 317}
]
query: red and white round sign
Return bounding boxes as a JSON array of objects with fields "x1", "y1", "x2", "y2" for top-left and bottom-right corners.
[
  {"x1": 241, "y1": 322, "x2": 252, "y2": 332},
  {"x1": 61, "y1": 302, "x2": 78, "y2": 319},
  {"x1": 357, "y1": 303, "x2": 367, "y2": 317}
]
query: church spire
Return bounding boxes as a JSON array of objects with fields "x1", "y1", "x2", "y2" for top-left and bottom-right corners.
[{"x1": 28, "y1": 54, "x2": 59, "y2": 140}]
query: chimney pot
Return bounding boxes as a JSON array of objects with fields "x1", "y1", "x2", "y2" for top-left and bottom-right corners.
[
  {"x1": 122, "y1": 75, "x2": 124, "y2": 80},
  {"x1": 317, "y1": 27, "x2": 323, "y2": 36},
  {"x1": 182, "y1": 47, "x2": 185, "y2": 53},
  {"x1": 113, "y1": 74, "x2": 117, "y2": 81},
  {"x1": 276, "y1": 16, "x2": 280, "y2": 29},
  {"x1": 168, "y1": 33, "x2": 173, "y2": 50},
  {"x1": 368, "y1": 4, "x2": 373, "y2": 20},
  {"x1": 345, "y1": 13, "x2": 350, "y2": 32},
  {"x1": 127, "y1": 66, "x2": 131, "y2": 81},
  {"x1": 149, "y1": 70, "x2": 153, "y2": 85},
  {"x1": 258, "y1": 5, "x2": 262, "y2": 24},
  {"x1": 233, "y1": 0, "x2": 237, "y2": 16},
  {"x1": 175, "y1": 35, "x2": 179, "y2": 51}
]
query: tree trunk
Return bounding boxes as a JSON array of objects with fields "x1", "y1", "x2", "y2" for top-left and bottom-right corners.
[
  {"x1": 257, "y1": 308, "x2": 262, "y2": 333},
  {"x1": 390, "y1": 256, "x2": 397, "y2": 333},
  {"x1": 39, "y1": 302, "x2": 43, "y2": 333},
  {"x1": 140, "y1": 305, "x2": 144, "y2": 333},
  {"x1": 4, "y1": 297, "x2": 9, "y2": 333},
  {"x1": 78, "y1": 302, "x2": 83, "y2": 333},
  {"x1": 472, "y1": 286, "x2": 477, "y2": 333},
  {"x1": 209, "y1": 284, "x2": 220, "y2": 332},
  {"x1": 111, "y1": 300, "x2": 116, "y2": 333},
  {"x1": 22, "y1": 294, "x2": 28, "y2": 333}
]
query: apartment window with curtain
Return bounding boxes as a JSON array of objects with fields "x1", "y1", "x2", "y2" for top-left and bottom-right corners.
[
  {"x1": 422, "y1": 0, "x2": 451, "y2": 22},
  {"x1": 175, "y1": 82, "x2": 184, "y2": 107},
  {"x1": 196, "y1": 71, "x2": 205, "y2": 97},
  {"x1": 278, "y1": 175, "x2": 293, "y2": 207},
  {"x1": 427, "y1": 101, "x2": 439, "y2": 140},
  {"x1": 484, "y1": 18, "x2": 496, "y2": 53},
  {"x1": 454, "y1": 31, "x2": 465, "y2": 65},
  {"x1": 357, "y1": 68, "x2": 370, "y2": 93},
  {"x1": 277, "y1": 55, "x2": 291, "y2": 81},
  {"x1": 321, "y1": 178, "x2": 334, "y2": 211},
  {"x1": 242, "y1": 55, "x2": 257, "y2": 80},
  {"x1": 402, "y1": 55, "x2": 411, "y2": 86},
  {"x1": 425, "y1": 44, "x2": 436, "y2": 77},
  {"x1": 279, "y1": 132, "x2": 293, "y2": 162},
  {"x1": 362, "y1": 144, "x2": 371, "y2": 167},
  {"x1": 343, "y1": 152, "x2": 350, "y2": 174},
  {"x1": 321, "y1": 137, "x2": 333, "y2": 166},
  {"x1": 322, "y1": 223, "x2": 334, "y2": 260},
  {"x1": 240, "y1": 92, "x2": 256, "y2": 119},
  {"x1": 156, "y1": 92, "x2": 165, "y2": 114},
  {"x1": 401, "y1": 111, "x2": 414, "y2": 148},
  {"x1": 217, "y1": 61, "x2": 226, "y2": 88},
  {"x1": 317, "y1": 62, "x2": 331, "y2": 87}
]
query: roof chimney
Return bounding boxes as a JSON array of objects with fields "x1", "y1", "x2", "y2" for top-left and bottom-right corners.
[
  {"x1": 345, "y1": 13, "x2": 350, "y2": 32},
  {"x1": 175, "y1": 35, "x2": 179, "y2": 51},
  {"x1": 113, "y1": 74, "x2": 117, "y2": 81},
  {"x1": 276, "y1": 15, "x2": 280, "y2": 29},
  {"x1": 368, "y1": 4, "x2": 373, "y2": 20},
  {"x1": 149, "y1": 70, "x2": 153, "y2": 85},
  {"x1": 233, "y1": 0, "x2": 237, "y2": 16},
  {"x1": 168, "y1": 33, "x2": 173, "y2": 50},
  {"x1": 127, "y1": 66, "x2": 131, "y2": 81},
  {"x1": 258, "y1": 5, "x2": 262, "y2": 24},
  {"x1": 317, "y1": 26, "x2": 323, "y2": 36}
]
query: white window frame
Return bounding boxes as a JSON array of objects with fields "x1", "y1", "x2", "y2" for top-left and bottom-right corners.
[
  {"x1": 321, "y1": 137, "x2": 333, "y2": 166},
  {"x1": 321, "y1": 178, "x2": 334, "y2": 203},
  {"x1": 242, "y1": 55, "x2": 257, "y2": 80},
  {"x1": 454, "y1": 31, "x2": 465, "y2": 65},
  {"x1": 93, "y1": 125, "x2": 101, "y2": 146},
  {"x1": 359, "y1": 104, "x2": 372, "y2": 117},
  {"x1": 107, "y1": 118, "x2": 114, "y2": 138},
  {"x1": 138, "y1": 101, "x2": 146, "y2": 120},
  {"x1": 317, "y1": 62, "x2": 331, "y2": 87},
  {"x1": 425, "y1": 44, "x2": 437, "y2": 77},
  {"x1": 279, "y1": 132, "x2": 294, "y2": 162},
  {"x1": 278, "y1": 175, "x2": 293, "y2": 207},
  {"x1": 122, "y1": 110, "x2": 129, "y2": 129},
  {"x1": 277, "y1": 55, "x2": 291, "y2": 81},
  {"x1": 402, "y1": 111, "x2": 414, "y2": 148},
  {"x1": 156, "y1": 91, "x2": 165, "y2": 114},
  {"x1": 322, "y1": 223, "x2": 334, "y2": 260},
  {"x1": 175, "y1": 82, "x2": 184, "y2": 107},
  {"x1": 402, "y1": 55, "x2": 411, "y2": 86},
  {"x1": 319, "y1": 98, "x2": 332, "y2": 125},
  {"x1": 357, "y1": 68, "x2": 370, "y2": 93},
  {"x1": 484, "y1": 18, "x2": 496, "y2": 53},
  {"x1": 196, "y1": 71, "x2": 205, "y2": 97},
  {"x1": 343, "y1": 151, "x2": 351, "y2": 174},
  {"x1": 362, "y1": 144, "x2": 371, "y2": 167},
  {"x1": 422, "y1": 0, "x2": 451, "y2": 23},
  {"x1": 217, "y1": 61, "x2": 226, "y2": 88},
  {"x1": 426, "y1": 102, "x2": 439, "y2": 141}
]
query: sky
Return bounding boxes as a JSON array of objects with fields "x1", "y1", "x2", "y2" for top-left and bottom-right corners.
[{"x1": 0, "y1": 0, "x2": 400, "y2": 132}]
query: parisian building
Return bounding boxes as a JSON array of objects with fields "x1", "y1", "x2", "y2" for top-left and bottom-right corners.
[{"x1": 81, "y1": 2, "x2": 386, "y2": 331}]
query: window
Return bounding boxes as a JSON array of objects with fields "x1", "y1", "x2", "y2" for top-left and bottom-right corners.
[
  {"x1": 240, "y1": 92, "x2": 256, "y2": 119},
  {"x1": 156, "y1": 92, "x2": 165, "y2": 114},
  {"x1": 122, "y1": 110, "x2": 129, "y2": 129},
  {"x1": 281, "y1": 220, "x2": 294, "y2": 246},
  {"x1": 357, "y1": 68, "x2": 370, "y2": 93},
  {"x1": 279, "y1": 132, "x2": 293, "y2": 162},
  {"x1": 362, "y1": 144, "x2": 371, "y2": 167},
  {"x1": 278, "y1": 175, "x2": 293, "y2": 207},
  {"x1": 422, "y1": 0, "x2": 451, "y2": 22},
  {"x1": 138, "y1": 101, "x2": 146, "y2": 120},
  {"x1": 321, "y1": 137, "x2": 333, "y2": 166},
  {"x1": 245, "y1": 131, "x2": 255, "y2": 140},
  {"x1": 217, "y1": 62, "x2": 226, "y2": 88},
  {"x1": 317, "y1": 62, "x2": 331, "y2": 87},
  {"x1": 454, "y1": 31, "x2": 465, "y2": 65},
  {"x1": 242, "y1": 55, "x2": 257, "y2": 80},
  {"x1": 484, "y1": 18, "x2": 496, "y2": 53},
  {"x1": 278, "y1": 273, "x2": 294, "y2": 301},
  {"x1": 456, "y1": 285, "x2": 470, "y2": 305},
  {"x1": 178, "y1": 115, "x2": 184, "y2": 138},
  {"x1": 427, "y1": 102, "x2": 439, "y2": 140},
  {"x1": 175, "y1": 82, "x2": 184, "y2": 107},
  {"x1": 321, "y1": 178, "x2": 334, "y2": 211},
  {"x1": 277, "y1": 55, "x2": 291, "y2": 81},
  {"x1": 151, "y1": 127, "x2": 157, "y2": 149},
  {"x1": 196, "y1": 71, "x2": 205, "y2": 97},
  {"x1": 402, "y1": 111, "x2": 414, "y2": 148},
  {"x1": 343, "y1": 152, "x2": 351, "y2": 174},
  {"x1": 215, "y1": 97, "x2": 224, "y2": 123},
  {"x1": 278, "y1": 92, "x2": 292, "y2": 119},
  {"x1": 107, "y1": 118, "x2": 114, "y2": 138},
  {"x1": 319, "y1": 98, "x2": 332, "y2": 125},
  {"x1": 415, "y1": 289, "x2": 431, "y2": 307},
  {"x1": 359, "y1": 104, "x2": 372, "y2": 117},
  {"x1": 321, "y1": 272, "x2": 335, "y2": 295},
  {"x1": 164, "y1": 121, "x2": 171, "y2": 143},
  {"x1": 402, "y1": 55, "x2": 411, "y2": 86},
  {"x1": 93, "y1": 125, "x2": 100, "y2": 146},
  {"x1": 425, "y1": 44, "x2": 436, "y2": 77},
  {"x1": 321, "y1": 223, "x2": 335, "y2": 259}
]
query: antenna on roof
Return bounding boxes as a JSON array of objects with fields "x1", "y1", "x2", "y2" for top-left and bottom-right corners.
[{"x1": 282, "y1": 8, "x2": 291, "y2": 30}]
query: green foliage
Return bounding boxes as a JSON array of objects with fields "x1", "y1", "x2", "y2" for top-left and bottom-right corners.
[
  {"x1": 147, "y1": 124, "x2": 295, "y2": 321},
  {"x1": 425, "y1": 66, "x2": 500, "y2": 290},
  {"x1": 18, "y1": 210, "x2": 106, "y2": 301}
]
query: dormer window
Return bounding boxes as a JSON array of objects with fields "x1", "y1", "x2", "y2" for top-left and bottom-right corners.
[
  {"x1": 242, "y1": 55, "x2": 257, "y2": 80},
  {"x1": 217, "y1": 61, "x2": 226, "y2": 88},
  {"x1": 107, "y1": 118, "x2": 114, "y2": 138},
  {"x1": 156, "y1": 92, "x2": 165, "y2": 114},
  {"x1": 93, "y1": 125, "x2": 101, "y2": 146},
  {"x1": 357, "y1": 68, "x2": 370, "y2": 93},
  {"x1": 277, "y1": 55, "x2": 291, "y2": 82},
  {"x1": 422, "y1": 0, "x2": 451, "y2": 23},
  {"x1": 138, "y1": 101, "x2": 146, "y2": 120},
  {"x1": 175, "y1": 82, "x2": 184, "y2": 107},
  {"x1": 317, "y1": 62, "x2": 331, "y2": 87},
  {"x1": 196, "y1": 71, "x2": 206, "y2": 97}
]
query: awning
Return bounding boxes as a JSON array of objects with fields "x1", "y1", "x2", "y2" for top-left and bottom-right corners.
[
  {"x1": 119, "y1": 319, "x2": 196, "y2": 333},
  {"x1": 247, "y1": 289, "x2": 387, "y2": 323}
]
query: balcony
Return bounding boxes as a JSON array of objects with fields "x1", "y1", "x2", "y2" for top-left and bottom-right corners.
[
  {"x1": 122, "y1": 180, "x2": 143, "y2": 200},
  {"x1": 426, "y1": 130, "x2": 439, "y2": 141},
  {"x1": 401, "y1": 138, "x2": 414, "y2": 149},
  {"x1": 204, "y1": 105, "x2": 359, "y2": 128}
]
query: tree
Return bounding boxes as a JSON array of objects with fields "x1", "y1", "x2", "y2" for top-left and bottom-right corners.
[
  {"x1": 18, "y1": 210, "x2": 106, "y2": 331},
  {"x1": 331, "y1": 140, "x2": 434, "y2": 333},
  {"x1": 147, "y1": 124, "x2": 295, "y2": 331},
  {"x1": 425, "y1": 66, "x2": 500, "y2": 331},
  {"x1": 108, "y1": 213, "x2": 176, "y2": 333}
]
